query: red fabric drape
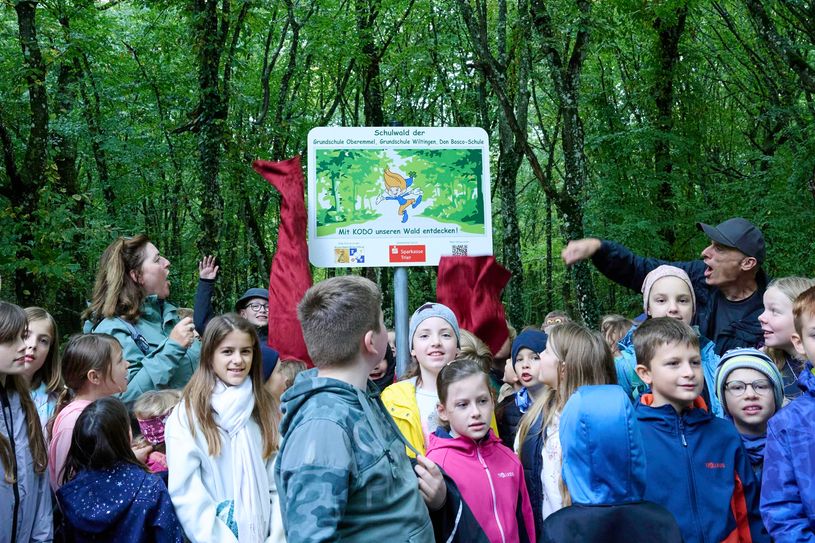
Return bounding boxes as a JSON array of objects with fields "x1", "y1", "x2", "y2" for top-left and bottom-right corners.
[
  {"x1": 436, "y1": 255, "x2": 511, "y2": 356},
  {"x1": 252, "y1": 156, "x2": 313, "y2": 367}
]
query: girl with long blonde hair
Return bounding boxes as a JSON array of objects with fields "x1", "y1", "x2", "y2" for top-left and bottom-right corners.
[{"x1": 515, "y1": 322, "x2": 617, "y2": 539}]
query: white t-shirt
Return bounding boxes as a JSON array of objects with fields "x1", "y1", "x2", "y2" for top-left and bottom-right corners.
[
  {"x1": 412, "y1": 377, "x2": 441, "y2": 443},
  {"x1": 540, "y1": 412, "x2": 563, "y2": 520}
]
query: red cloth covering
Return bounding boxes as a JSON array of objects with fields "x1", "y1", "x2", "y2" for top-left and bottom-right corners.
[
  {"x1": 252, "y1": 156, "x2": 313, "y2": 367},
  {"x1": 436, "y1": 256, "x2": 511, "y2": 356}
]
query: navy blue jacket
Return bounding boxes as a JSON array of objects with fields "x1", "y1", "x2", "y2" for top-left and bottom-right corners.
[
  {"x1": 57, "y1": 462, "x2": 183, "y2": 543},
  {"x1": 636, "y1": 396, "x2": 768, "y2": 543},
  {"x1": 519, "y1": 410, "x2": 545, "y2": 538},
  {"x1": 592, "y1": 240, "x2": 766, "y2": 355},
  {"x1": 542, "y1": 386, "x2": 683, "y2": 543},
  {"x1": 760, "y1": 363, "x2": 815, "y2": 541},
  {"x1": 496, "y1": 392, "x2": 523, "y2": 450}
]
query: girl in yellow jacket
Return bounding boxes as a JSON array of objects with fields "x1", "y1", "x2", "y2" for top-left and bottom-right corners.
[{"x1": 382, "y1": 303, "x2": 498, "y2": 456}]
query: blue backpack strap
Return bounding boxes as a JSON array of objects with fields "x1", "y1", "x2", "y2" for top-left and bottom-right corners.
[{"x1": 116, "y1": 318, "x2": 152, "y2": 356}]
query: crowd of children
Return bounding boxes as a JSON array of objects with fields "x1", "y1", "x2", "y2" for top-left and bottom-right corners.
[{"x1": 2, "y1": 226, "x2": 815, "y2": 542}]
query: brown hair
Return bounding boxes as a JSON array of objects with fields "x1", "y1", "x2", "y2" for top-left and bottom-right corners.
[
  {"x1": 436, "y1": 357, "x2": 493, "y2": 430},
  {"x1": 181, "y1": 314, "x2": 278, "y2": 459},
  {"x1": 62, "y1": 397, "x2": 146, "y2": 484},
  {"x1": 516, "y1": 323, "x2": 616, "y2": 451},
  {"x1": 793, "y1": 285, "x2": 815, "y2": 336},
  {"x1": 633, "y1": 317, "x2": 699, "y2": 370},
  {"x1": 82, "y1": 235, "x2": 152, "y2": 323},
  {"x1": 297, "y1": 276, "x2": 382, "y2": 368},
  {"x1": 24, "y1": 307, "x2": 62, "y2": 394},
  {"x1": 0, "y1": 302, "x2": 48, "y2": 481},
  {"x1": 600, "y1": 314, "x2": 634, "y2": 355},
  {"x1": 275, "y1": 359, "x2": 308, "y2": 391},
  {"x1": 542, "y1": 310, "x2": 572, "y2": 331},
  {"x1": 48, "y1": 334, "x2": 122, "y2": 437}
]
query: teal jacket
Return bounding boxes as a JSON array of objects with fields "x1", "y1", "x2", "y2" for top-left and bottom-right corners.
[
  {"x1": 275, "y1": 368, "x2": 434, "y2": 542},
  {"x1": 93, "y1": 296, "x2": 200, "y2": 404}
]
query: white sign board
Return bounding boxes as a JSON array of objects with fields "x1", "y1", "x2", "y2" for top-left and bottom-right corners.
[{"x1": 306, "y1": 126, "x2": 492, "y2": 267}]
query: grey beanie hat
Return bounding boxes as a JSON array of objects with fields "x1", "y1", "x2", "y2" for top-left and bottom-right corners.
[
  {"x1": 715, "y1": 347, "x2": 784, "y2": 412},
  {"x1": 408, "y1": 302, "x2": 461, "y2": 348}
]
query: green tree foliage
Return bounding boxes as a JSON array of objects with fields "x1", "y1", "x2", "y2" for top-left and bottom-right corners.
[{"x1": 1, "y1": 0, "x2": 813, "y2": 338}]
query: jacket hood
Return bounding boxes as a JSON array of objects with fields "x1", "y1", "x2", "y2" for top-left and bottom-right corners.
[
  {"x1": 279, "y1": 368, "x2": 384, "y2": 437},
  {"x1": 426, "y1": 427, "x2": 501, "y2": 456},
  {"x1": 58, "y1": 463, "x2": 149, "y2": 533},
  {"x1": 799, "y1": 362, "x2": 815, "y2": 397},
  {"x1": 560, "y1": 385, "x2": 646, "y2": 505}
]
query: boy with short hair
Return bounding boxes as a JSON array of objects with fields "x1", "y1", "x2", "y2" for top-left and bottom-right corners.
[
  {"x1": 633, "y1": 317, "x2": 767, "y2": 543},
  {"x1": 761, "y1": 285, "x2": 815, "y2": 540},
  {"x1": 274, "y1": 276, "x2": 443, "y2": 543}
]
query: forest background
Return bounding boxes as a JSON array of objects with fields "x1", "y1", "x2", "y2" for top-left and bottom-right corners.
[{"x1": 2, "y1": 0, "x2": 814, "y2": 337}]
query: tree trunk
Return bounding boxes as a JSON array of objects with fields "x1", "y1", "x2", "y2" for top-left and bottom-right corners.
[
  {"x1": 652, "y1": 4, "x2": 687, "y2": 246},
  {"x1": 11, "y1": 0, "x2": 49, "y2": 304}
]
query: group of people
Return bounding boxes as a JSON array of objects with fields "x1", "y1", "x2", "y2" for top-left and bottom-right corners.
[{"x1": 1, "y1": 216, "x2": 814, "y2": 543}]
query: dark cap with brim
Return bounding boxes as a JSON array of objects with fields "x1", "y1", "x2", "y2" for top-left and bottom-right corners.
[
  {"x1": 697, "y1": 217, "x2": 765, "y2": 264},
  {"x1": 235, "y1": 287, "x2": 269, "y2": 312},
  {"x1": 260, "y1": 344, "x2": 280, "y2": 382}
]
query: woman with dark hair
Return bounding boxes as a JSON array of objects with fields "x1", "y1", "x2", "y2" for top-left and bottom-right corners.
[
  {"x1": 57, "y1": 397, "x2": 183, "y2": 542},
  {"x1": 83, "y1": 235, "x2": 200, "y2": 403}
]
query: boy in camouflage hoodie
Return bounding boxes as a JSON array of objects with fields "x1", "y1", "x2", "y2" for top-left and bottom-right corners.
[{"x1": 275, "y1": 276, "x2": 445, "y2": 542}]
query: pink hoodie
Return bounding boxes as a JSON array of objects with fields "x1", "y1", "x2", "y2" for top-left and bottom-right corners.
[{"x1": 427, "y1": 429, "x2": 536, "y2": 543}]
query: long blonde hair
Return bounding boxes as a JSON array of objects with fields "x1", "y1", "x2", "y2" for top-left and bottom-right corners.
[
  {"x1": 765, "y1": 277, "x2": 815, "y2": 366},
  {"x1": 0, "y1": 302, "x2": 48, "y2": 481},
  {"x1": 515, "y1": 323, "x2": 616, "y2": 502},
  {"x1": 182, "y1": 314, "x2": 278, "y2": 459},
  {"x1": 82, "y1": 235, "x2": 151, "y2": 323}
]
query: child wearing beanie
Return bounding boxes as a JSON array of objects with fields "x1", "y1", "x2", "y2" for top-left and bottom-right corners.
[
  {"x1": 616, "y1": 265, "x2": 724, "y2": 417},
  {"x1": 382, "y1": 302, "x2": 500, "y2": 456},
  {"x1": 715, "y1": 348, "x2": 783, "y2": 482},
  {"x1": 496, "y1": 328, "x2": 548, "y2": 449}
]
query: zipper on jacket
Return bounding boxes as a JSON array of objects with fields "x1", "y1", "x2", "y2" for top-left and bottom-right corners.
[
  {"x1": 678, "y1": 416, "x2": 705, "y2": 542},
  {"x1": 477, "y1": 445, "x2": 507, "y2": 543},
  {"x1": 0, "y1": 385, "x2": 19, "y2": 543}
]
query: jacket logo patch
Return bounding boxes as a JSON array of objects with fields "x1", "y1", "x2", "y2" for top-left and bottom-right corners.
[
  {"x1": 497, "y1": 472, "x2": 515, "y2": 478},
  {"x1": 705, "y1": 462, "x2": 726, "y2": 469}
]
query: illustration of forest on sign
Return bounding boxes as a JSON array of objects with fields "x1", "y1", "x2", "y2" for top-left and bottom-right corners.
[{"x1": 314, "y1": 148, "x2": 485, "y2": 236}]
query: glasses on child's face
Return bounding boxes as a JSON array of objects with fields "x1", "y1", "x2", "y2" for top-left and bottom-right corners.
[
  {"x1": 247, "y1": 303, "x2": 269, "y2": 313},
  {"x1": 724, "y1": 379, "x2": 772, "y2": 397}
]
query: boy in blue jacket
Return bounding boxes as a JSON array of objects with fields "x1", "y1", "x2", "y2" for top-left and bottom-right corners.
[
  {"x1": 761, "y1": 285, "x2": 815, "y2": 541},
  {"x1": 633, "y1": 317, "x2": 768, "y2": 543}
]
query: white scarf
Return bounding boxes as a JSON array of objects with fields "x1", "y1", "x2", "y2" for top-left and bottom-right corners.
[{"x1": 211, "y1": 378, "x2": 270, "y2": 542}]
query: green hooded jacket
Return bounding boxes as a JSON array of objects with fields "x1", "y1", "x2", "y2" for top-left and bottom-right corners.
[{"x1": 275, "y1": 368, "x2": 433, "y2": 542}]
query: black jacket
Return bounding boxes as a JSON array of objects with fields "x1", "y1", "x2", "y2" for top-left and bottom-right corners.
[{"x1": 592, "y1": 239, "x2": 766, "y2": 355}]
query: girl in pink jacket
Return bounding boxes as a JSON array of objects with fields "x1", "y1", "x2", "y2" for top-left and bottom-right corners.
[{"x1": 427, "y1": 358, "x2": 536, "y2": 543}]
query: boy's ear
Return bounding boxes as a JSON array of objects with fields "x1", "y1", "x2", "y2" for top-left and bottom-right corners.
[
  {"x1": 635, "y1": 364, "x2": 653, "y2": 386},
  {"x1": 362, "y1": 329, "x2": 380, "y2": 357},
  {"x1": 791, "y1": 332, "x2": 807, "y2": 358}
]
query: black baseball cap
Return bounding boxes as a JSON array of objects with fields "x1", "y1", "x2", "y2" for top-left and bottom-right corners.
[{"x1": 697, "y1": 217, "x2": 765, "y2": 264}]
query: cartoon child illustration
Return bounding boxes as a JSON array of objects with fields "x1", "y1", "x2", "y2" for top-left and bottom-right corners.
[{"x1": 376, "y1": 168, "x2": 423, "y2": 223}]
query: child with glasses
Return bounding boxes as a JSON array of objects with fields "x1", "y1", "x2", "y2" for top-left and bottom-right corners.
[
  {"x1": 193, "y1": 256, "x2": 270, "y2": 343},
  {"x1": 714, "y1": 348, "x2": 783, "y2": 482}
]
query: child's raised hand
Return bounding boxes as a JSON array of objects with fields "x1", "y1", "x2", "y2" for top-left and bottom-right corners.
[
  {"x1": 414, "y1": 454, "x2": 447, "y2": 511},
  {"x1": 198, "y1": 255, "x2": 219, "y2": 280},
  {"x1": 503, "y1": 358, "x2": 520, "y2": 389},
  {"x1": 561, "y1": 238, "x2": 602, "y2": 266}
]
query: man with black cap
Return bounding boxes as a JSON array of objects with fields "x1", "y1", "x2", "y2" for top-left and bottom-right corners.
[{"x1": 561, "y1": 217, "x2": 767, "y2": 355}]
